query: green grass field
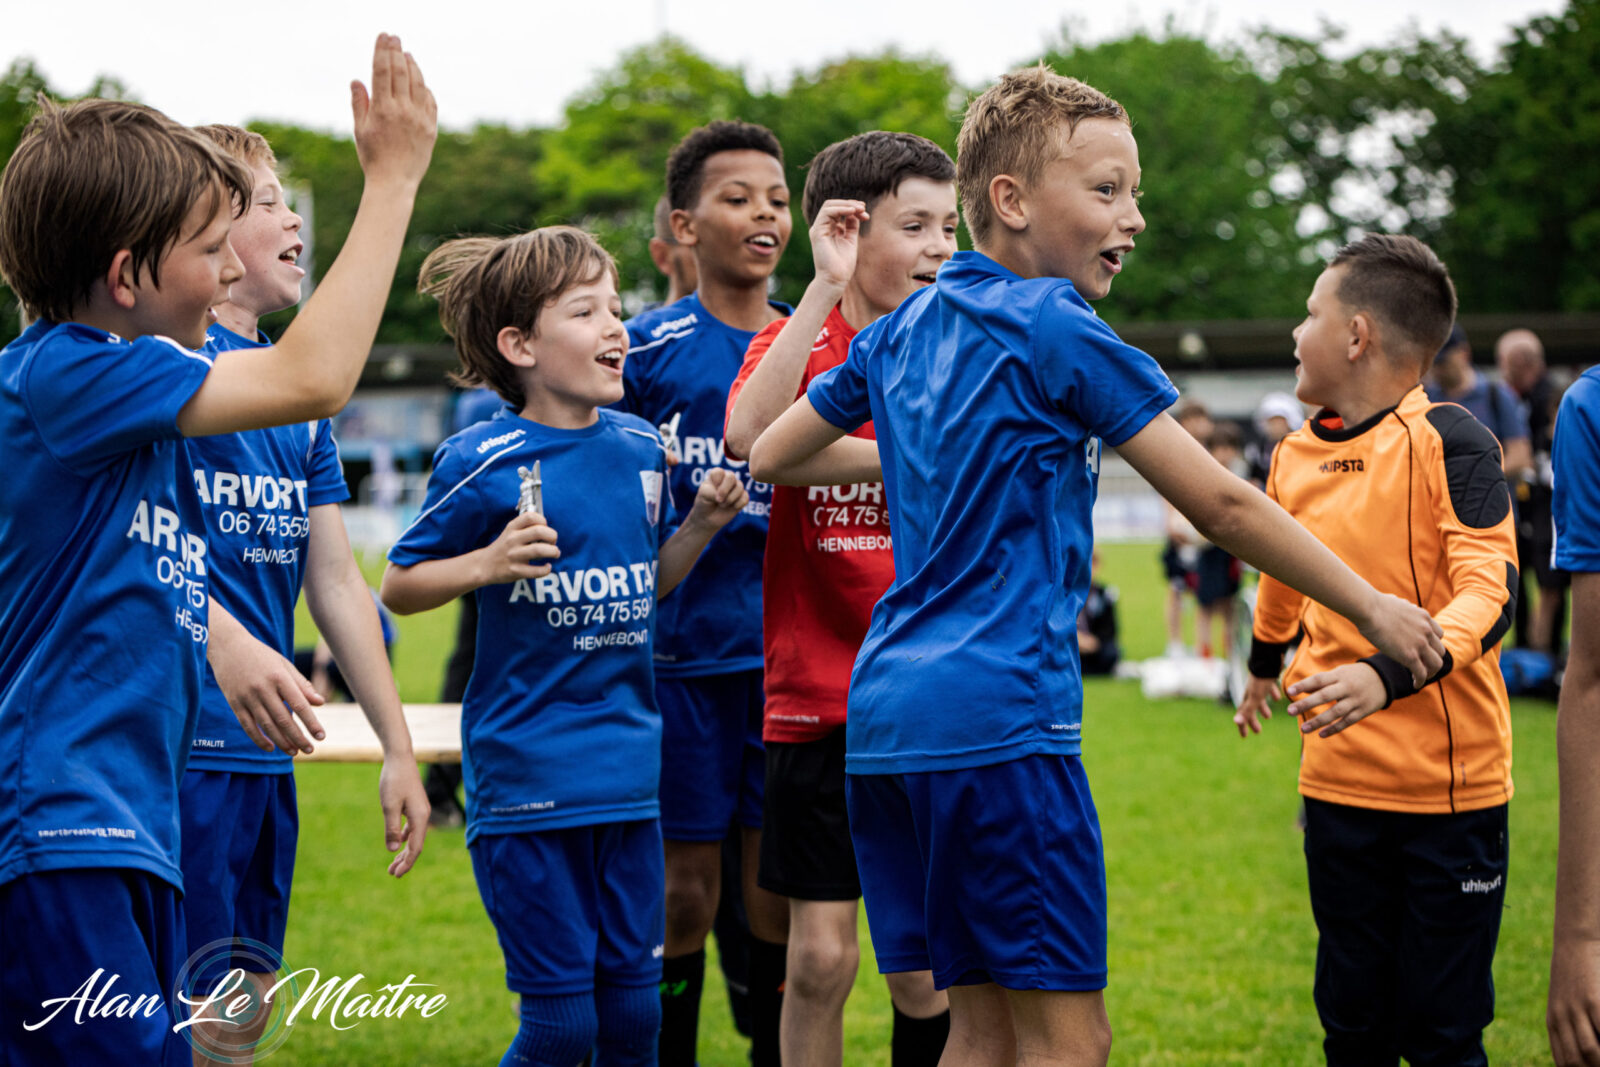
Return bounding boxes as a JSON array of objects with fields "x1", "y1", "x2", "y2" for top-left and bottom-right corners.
[{"x1": 273, "y1": 542, "x2": 1559, "y2": 1064}]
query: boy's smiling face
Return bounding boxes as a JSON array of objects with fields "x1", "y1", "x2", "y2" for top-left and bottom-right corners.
[
  {"x1": 127, "y1": 190, "x2": 243, "y2": 348},
  {"x1": 854, "y1": 177, "x2": 960, "y2": 319},
  {"x1": 1022, "y1": 117, "x2": 1143, "y2": 299},
  {"x1": 676, "y1": 149, "x2": 792, "y2": 288},
  {"x1": 225, "y1": 162, "x2": 306, "y2": 319},
  {"x1": 519, "y1": 272, "x2": 628, "y2": 428},
  {"x1": 1292, "y1": 265, "x2": 1354, "y2": 409}
]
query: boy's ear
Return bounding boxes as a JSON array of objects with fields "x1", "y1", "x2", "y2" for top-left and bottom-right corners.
[
  {"x1": 647, "y1": 237, "x2": 674, "y2": 276},
  {"x1": 669, "y1": 207, "x2": 698, "y2": 247},
  {"x1": 1347, "y1": 311, "x2": 1374, "y2": 364},
  {"x1": 106, "y1": 250, "x2": 139, "y2": 310},
  {"x1": 989, "y1": 174, "x2": 1028, "y2": 233},
  {"x1": 496, "y1": 326, "x2": 538, "y2": 368}
]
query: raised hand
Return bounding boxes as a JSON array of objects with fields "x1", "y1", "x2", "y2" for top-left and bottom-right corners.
[
  {"x1": 349, "y1": 33, "x2": 437, "y2": 192},
  {"x1": 809, "y1": 199, "x2": 870, "y2": 290}
]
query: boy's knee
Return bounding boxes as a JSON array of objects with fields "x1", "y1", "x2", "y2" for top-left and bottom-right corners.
[
  {"x1": 884, "y1": 969, "x2": 945, "y2": 1017},
  {"x1": 662, "y1": 879, "x2": 717, "y2": 943},
  {"x1": 786, "y1": 933, "x2": 859, "y2": 1002}
]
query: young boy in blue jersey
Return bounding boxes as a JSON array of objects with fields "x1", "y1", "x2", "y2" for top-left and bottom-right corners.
[
  {"x1": 724, "y1": 130, "x2": 958, "y2": 1067},
  {"x1": 381, "y1": 226, "x2": 749, "y2": 1066},
  {"x1": 617, "y1": 119, "x2": 793, "y2": 1064},
  {"x1": 749, "y1": 66, "x2": 1445, "y2": 1064},
  {"x1": 0, "y1": 34, "x2": 435, "y2": 1065},
  {"x1": 179, "y1": 124, "x2": 430, "y2": 1064}
]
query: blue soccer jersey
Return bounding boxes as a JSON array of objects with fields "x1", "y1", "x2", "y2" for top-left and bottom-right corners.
[
  {"x1": 619, "y1": 294, "x2": 787, "y2": 677},
  {"x1": 807, "y1": 251, "x2": 1178, "y2": 774},
  {"x1": 1553, "y1": 366, "x2": 1600, "y2": 573},
  {"x1": 0, "y1": 321, "x2": 214, "y2": 888},
  {"x1": 389, "y1": 410, "x2": 676, "y2": 841},
  {"x1": 187, "y1": 324, "x2": 350, "y2": 772}
]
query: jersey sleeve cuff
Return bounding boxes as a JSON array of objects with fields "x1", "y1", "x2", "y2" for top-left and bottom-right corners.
[
  {"x1": 1358, "y1": 651, "x2": 1455, "y2": 708},
  {"x1": 1248, "y1": 638, "x2": 1291, "y2": 679}
]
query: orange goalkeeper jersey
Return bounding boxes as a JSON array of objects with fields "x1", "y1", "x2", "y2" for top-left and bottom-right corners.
[{"x1": 1250, "y1": 385, "x2": 1516, "y2": 814}]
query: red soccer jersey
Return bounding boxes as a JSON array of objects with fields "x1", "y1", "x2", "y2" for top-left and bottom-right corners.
[{"x1": 725, "y1": 306, "x2": 894, "y2": 743}]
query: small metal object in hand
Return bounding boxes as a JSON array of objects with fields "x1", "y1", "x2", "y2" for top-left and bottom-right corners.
[{"x1": 517, "y1": 461, "x2": 543, "y2": 516}]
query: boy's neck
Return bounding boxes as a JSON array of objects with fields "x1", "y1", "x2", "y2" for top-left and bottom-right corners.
[
  {"x1": 1322, "y1": 375, "x2": 1418, "y2": 428},
  {"x1": 693, "y1": 271, "x2": 779, "y2": 333},
  {"x1": 213, "y1": 302, "x2": 262, "y2": 340},
  {"x1": 975, "y1": 235, "x2": 1038, "y2": 280},
  {"x1": 517, "y1": 395, "x2": 600, "y2": 432},
  {"x1": 838, "y1": 284, "x2": 887, "y2": 333}
]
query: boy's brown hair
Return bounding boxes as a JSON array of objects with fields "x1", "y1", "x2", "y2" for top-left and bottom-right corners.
[
  {"x1": 193, "y1": 124, "x2": 278, "y2": 172},
  {"x1": 419, "y1": 226, "x2": 619, "y2": 410},
  {"x1": 1329, "y1": 234, "x2": 1458, "y2": 373},
  {"x1": 0, "y1": 97, "x2": 253, "y2": 324},
  {"x1": 800, "y1": 131, "x2": 955, "y2": 227},
  {"x1": 956, "y1": 65, "x2": 1128, "y2": 248}
]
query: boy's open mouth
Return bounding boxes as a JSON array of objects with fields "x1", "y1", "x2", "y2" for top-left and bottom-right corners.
[
  {"x1": 912, "y1": 272, "x2": 937, "y2": 285},
  {"x1": 746, "y1": 234, "x2": 779, "y2": 253},
  {"x1": 595, "y1": 349, "x2": 624, "y2": 370},
  {"x1": 280, "y1": 244, "x2": 304, "y2": 268},
  {"x1": 1100, "y1": 249, "x2": 1123, "y2": 272}
]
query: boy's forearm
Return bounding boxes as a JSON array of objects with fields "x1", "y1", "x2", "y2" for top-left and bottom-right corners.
[
  {"x1": 306, "y1": 563, "x2": 413, "y2": 762},
  {"x1": 380, "y1": 552, "x2": 488, "y2": 616},
  {"x1": 1122, "y1": 416, "x2": 1378, "y2": 629},
  {"x1": 725, "y1": 280, "x2": 843, "y2": 459},
  {"x1": 656, "y1": 518, "x2": 720, "y2": 598},
  {"x1": 1555, "y1": 575, "x2": 1600, "y2": 939},
  {"x1": 749, "y1": 399, "x2": 879, "y2": 486}
]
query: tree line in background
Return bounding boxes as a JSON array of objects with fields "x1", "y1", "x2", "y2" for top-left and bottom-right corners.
[{"x1": 1, "y1": 0, "x2": 1595, "y2": 347}]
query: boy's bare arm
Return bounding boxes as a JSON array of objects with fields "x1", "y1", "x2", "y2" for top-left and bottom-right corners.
[
  {"x1": 1549, "y1": 573, "x2": 1600, "y2": 1066},
  {"x1": 748, "y1": 397, "x2": 882, "y2": 486},
  {"x1": 1117, "y1": 413, "x2": 1444, "y2": 683},
  {"x1": 657, "y1": 469, "x2": 749, "y2": 596},
  {"x1": 380, "y1": 511, "x2": 559, "y2": 615},
  {"x1": 206, "y1": 600, "x2": 325, "y2": 755},
  {"x1": 725, "y1": 200, "x2": 865, "y2": 459},
  {"x1": 304, "y1": 506, "x2": 427, "y2": 877},
  {"x1": 178, "y1": 34, "x2": 437, "y2": 437}
]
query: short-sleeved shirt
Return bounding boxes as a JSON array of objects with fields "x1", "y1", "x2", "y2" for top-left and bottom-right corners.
[
  {"x1": 807, "y1": 251, "x2": 1177, "y2": 774},
  {"x1": 1553, "y1": 366, "x2": 1600, "y2": 573},
  {"x1": 619, "y1": 293, "x2": 788, "y2": 678},
  {"x1": 186, "y1": 324, "x2": 350, "y2": 773},
  {"x1": 1424, "y1": 376, "x2": 1530, "y2": 447},
  {"x1": 725, "y1": 307, "x2": 893, "y2": 743},
  {"x1": 388, "y1": 410, "x2": 675, "y2": 842},
  {"x1": 0, "y1": 320, "x2": 214, "y2": 888}
]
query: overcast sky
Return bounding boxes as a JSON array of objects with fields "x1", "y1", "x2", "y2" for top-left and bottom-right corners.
[{"x1": 7, "y1": 0, "x2": 1565, "y2": 133}]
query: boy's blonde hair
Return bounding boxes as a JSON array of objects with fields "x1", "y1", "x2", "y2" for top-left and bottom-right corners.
[
  {"x1": 0, "y1": 98, "x2": 253, "y2": 324},
  {"x1": 957, "y1": 65, "x2": 1128, "y2": 248},
  {"x1": 194, "y1": 124, "x2": 278, "y2": 172},
  {"x1": 419, "y1": 227, "x2": 619, "y2": 410}
]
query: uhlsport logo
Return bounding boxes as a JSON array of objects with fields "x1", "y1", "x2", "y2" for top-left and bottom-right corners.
[{"x1": 640, "y1": 470, "x2": 664, "y2": 526}]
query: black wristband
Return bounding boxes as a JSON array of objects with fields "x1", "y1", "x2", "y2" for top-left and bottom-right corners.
[{"x1": 1248, "y1": 638, "x2": 1292, "y2": 680}]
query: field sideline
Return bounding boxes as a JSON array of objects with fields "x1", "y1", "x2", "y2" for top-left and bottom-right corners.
[{"x1": 276, "y1": 541, "x2": 1558, "y2": 1065}]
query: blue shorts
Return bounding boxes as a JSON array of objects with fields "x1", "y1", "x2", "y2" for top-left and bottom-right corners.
[
  {"x1": 847, "y1": 754, "x2": 1107, "y2": 991},
  {"x1": 657, "y1": 670, "x2": 765, "y2": 841},
  {"x1": 1, "y1": 869, "x2": 191, "y2": 1066},
  {"x1": 178, "y1": 770, "x2": 298, "y2": 994},
  {"x1": 470, "y1": 821, "x2": 665, "y2": 995}
]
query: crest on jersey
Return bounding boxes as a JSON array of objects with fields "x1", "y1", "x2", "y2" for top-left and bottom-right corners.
[{"x1": 640, "y1": 471, "x2": 663, "y2": 526}]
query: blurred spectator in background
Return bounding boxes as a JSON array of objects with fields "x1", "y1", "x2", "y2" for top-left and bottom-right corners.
[
  {"x1": 1078, "y1": 552, "x2": 1121, "y2": 676},
  {"x1": 1246, "y1": 391, "x2": 1304, "y2": 487},
  {"x1": 1197, "y1": 423, "x2": 1246, "y2": 661},
  {"x1": 647, "y1": 194, "x2": 699, "y2": 308},
  {"x1": 1426, "y1": 324, "x2": 1533, "y2": 482},
  {"x1": 1497, "y1": 328, "x2": 1568, "y2": 656},
  {"x1": 1161, "y1": 401, "x2": 1214, "y2": 657}
]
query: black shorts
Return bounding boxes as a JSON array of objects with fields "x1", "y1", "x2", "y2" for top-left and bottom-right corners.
[{"x1": 758, "y1": 730, "x2": 860, "y2": 901}]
